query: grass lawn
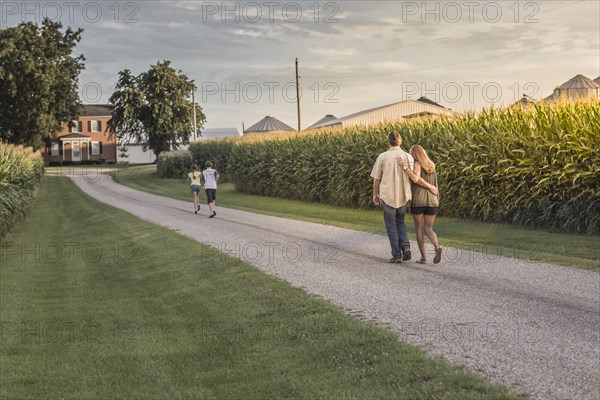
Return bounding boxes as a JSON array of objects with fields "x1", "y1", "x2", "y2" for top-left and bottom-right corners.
[
  {"x1": 108, "y1": 165, "x2": 600, "y2": 271},
  {"x1": 0, "y1": 177, "x2": 524, "y2": 399}
]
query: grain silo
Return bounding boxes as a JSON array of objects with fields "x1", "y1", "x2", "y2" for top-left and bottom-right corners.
[
  {"x1": 244, "y1": 116, "x2": 295, "y2": 134},
  {"x1": 543, "y1": 74, "x2": 600, "y2": 102}
]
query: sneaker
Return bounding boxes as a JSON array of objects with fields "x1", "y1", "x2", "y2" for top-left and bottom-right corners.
[
  {"x1": 197, "y1": 205, "x2": 201, "y2": 211},
  {"x1": 194, "y1": 210, "x2": 197, "y2": 214},
  {"x1": 402, "y1": 245, "x2": 412, "y2": 261},
  {"x1": 389, "y1": 256, "x2": 403, "y2": 263},
  {"x1": 209, "y1": 213, "x2": 215, "y2": 218}
]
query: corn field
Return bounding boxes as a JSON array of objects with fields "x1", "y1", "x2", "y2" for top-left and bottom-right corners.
[
  {"x1": 159, "y1": 100, "x2": 600, "y2": 234},
  {"x1": 0, "y1": 142, "x2": 45, "y2": 238}
]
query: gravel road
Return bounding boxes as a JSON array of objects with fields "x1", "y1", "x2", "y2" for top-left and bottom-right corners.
[{"x1": 65, "y1": 171, "x2": 599, "y2": 400}]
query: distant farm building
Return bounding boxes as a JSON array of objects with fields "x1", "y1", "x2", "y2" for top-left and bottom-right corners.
[
  {"x1": 511, "y1": 94, "x2": 537, "y2": 109},
  {"x1": 307, "y1": 115, "x2": 338, "y2": 130},
  {"x1": 244, "y1": 116, "x2": 295, "y2": 134},
  {"x1": 307, "y1": 97, "x2": 456, "y2": 130},
  {"x1": 43, "y1": 104, "x2": 117, "y2": 165},
  {"x1": 198, "y1": 128, "x2": 241, "y2": 140},
  {"x1": 543, "y1": 74, "x2": 600, "y2": 102},
  {"x1": 116, "y1": 128, "x2": 241, "y2": 164},
  {"x1": 116, "y1": 138, "x2": 156, "y2": 164}
]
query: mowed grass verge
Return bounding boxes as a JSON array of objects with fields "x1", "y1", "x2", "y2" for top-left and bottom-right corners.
[
  {"x1": 109, "y1": 165, "x2": 600, "y2": 271},
  {"x1": 0, "y1": 176, "x2": 524, "y2": 399}
]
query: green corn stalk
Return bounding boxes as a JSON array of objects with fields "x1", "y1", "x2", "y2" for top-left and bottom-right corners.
[
  {"x1": 170, "y1": 99, "x2": 600, "y2": 234},
  {"x1": 0, "y1": 143, "x2": 45, "y2": 238}
]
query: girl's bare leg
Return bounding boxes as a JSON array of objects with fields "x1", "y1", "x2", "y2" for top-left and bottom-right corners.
[
  {"x1": 413, "y1": 214, "x2": 426, "y2": 261},
  {"x1": 424, "y1": 214, "x2": 439, "y2": 247},
  {"x1": 425, "y1": 214, "x2": 442, "y2": 263}
]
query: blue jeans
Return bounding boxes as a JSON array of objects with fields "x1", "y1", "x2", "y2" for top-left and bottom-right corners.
[{"x1": 381, "y1": 201, "x2": 410, "y2": 258}]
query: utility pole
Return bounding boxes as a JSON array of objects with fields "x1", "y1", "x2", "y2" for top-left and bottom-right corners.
[
  {"x1": 192, "y1": 87, "x2": 197, "y2": 141},
  {"x1": 295, "y1": 58, "x2": 301, "y2": 131}
]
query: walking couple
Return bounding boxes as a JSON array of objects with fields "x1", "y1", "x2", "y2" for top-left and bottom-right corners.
[
  {"x1": 371, "y1": 131, "x2": 442, "y2": 264},
  {"x1": 187, "y1": 161, "x2": 219, "y2": 218}
]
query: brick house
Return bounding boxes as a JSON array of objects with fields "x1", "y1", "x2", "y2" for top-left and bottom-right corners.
[{"x1": 44, "y1": 104, "x2": 117, "y2": 164}]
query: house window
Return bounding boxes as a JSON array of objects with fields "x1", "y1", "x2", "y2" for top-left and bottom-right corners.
[
  {"x1": 70, "y1": 121, "x2": 79, "y2": 133},
  {"x1": 90, "y1": 120, "x2": 101, "y2": 132},
  {"x1": 91, "y1": 141, "x2": 100, "y2": 155},
  {"x1": 51, "y1": 143, "x2": 60, "y2": 156}
]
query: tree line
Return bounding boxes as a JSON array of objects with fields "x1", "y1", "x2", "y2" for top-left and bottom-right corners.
[{"x1": 0, "y1": 18, "x2": 205, "y2": 157}]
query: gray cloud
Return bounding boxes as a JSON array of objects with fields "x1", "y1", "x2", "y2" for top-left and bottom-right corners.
[{"x1": 2, "y1": 0, "x2": 598, "y2": 129}]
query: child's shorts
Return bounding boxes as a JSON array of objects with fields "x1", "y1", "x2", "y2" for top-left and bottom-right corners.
[
  {"x1": 205, "y1": 189, "x2": 217, "y2": 203},
  {"x1": 410, "y1": 206, "x2": 438, "y2": 215}
]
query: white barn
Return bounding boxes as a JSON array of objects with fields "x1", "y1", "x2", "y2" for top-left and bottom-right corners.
[
  {"x1": 117, "y1": 143, "x2": 157, "y2": 164},
  {"x1": 307, "y1": 97, "x2": 456, "y2": 130}
]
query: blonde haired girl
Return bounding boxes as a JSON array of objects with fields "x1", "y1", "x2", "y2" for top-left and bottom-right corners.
[{"x1": 398, "y1": 145, "x2": 442, "y2": 264}]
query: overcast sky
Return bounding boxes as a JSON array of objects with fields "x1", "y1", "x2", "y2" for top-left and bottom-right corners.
[{"x1": 2, "y1": 0, "x2": 599, "y2": 131}]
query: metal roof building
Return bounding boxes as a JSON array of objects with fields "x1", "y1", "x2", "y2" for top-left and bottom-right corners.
[
  {"x1": 543, "y1": 74, "x2": 600, "y2": 102},
  {"x1": 307, "y1": 115, "x2": 338, "y2": 130},
  {"x1": 511, "y1": 94, "x2": 537, "y2": 109},
  {"x1": 306, "y1": 114, "x2": 338, "y2": 129},
  {"x1": 244, "y1": 116, "x2": 295, "y2": 134},
  {"x1": 307, "y1": 97, "x2": 456, "y2": 130},
  {"x1": 197, "y1": 128, "x2": 241, "y2": 141}
]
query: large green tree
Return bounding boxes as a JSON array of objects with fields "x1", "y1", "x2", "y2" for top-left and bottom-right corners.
[
  {"x1": 0, "y1": 19, "x2": 84, "y2": 149},
  {"x1": 108, "y1": 61, "x2": 205, "y2": 158}
]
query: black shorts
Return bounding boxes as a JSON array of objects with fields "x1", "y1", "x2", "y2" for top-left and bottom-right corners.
[
  {"x1": 205, "y1": 189, "x2": 217, "y2": 203},
  {"x1": 411, "y1": 206, "x2": 438, "y2": 215}
]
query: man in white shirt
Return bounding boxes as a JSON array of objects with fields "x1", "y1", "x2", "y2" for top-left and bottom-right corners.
[{"x1": 370, "y1": 131, "x2": 414, "y2": 263}]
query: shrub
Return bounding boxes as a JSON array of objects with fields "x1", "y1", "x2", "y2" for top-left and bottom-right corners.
[{"x1": 156, "y1": 150, "x2": 193, "y2": 179}]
